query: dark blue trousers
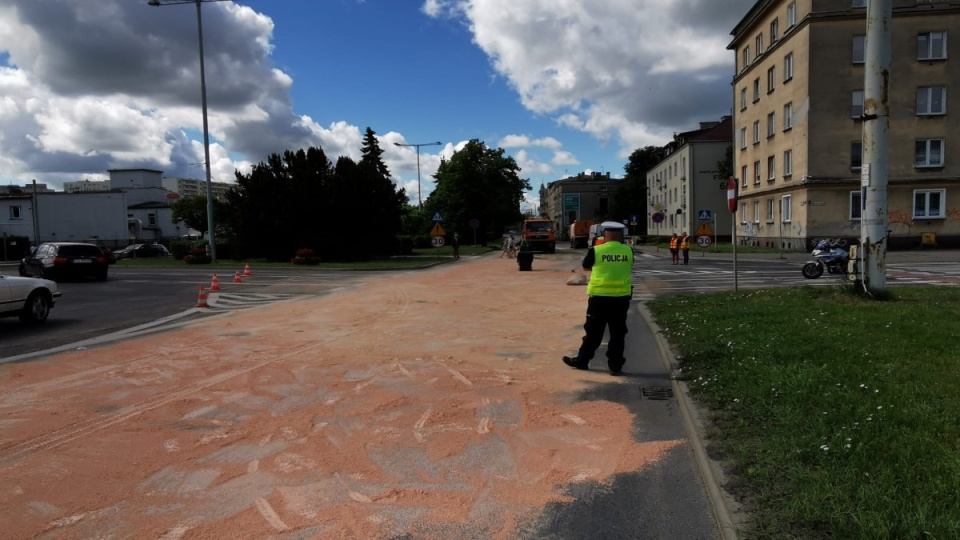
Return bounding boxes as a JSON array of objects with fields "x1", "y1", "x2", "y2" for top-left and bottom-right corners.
[{"x1": 576, "y1": 295, "x2": 631, "y2": 371}]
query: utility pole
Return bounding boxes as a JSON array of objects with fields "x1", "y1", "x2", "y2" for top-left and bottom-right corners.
[
  {"x1": 394, "y1": 141, "x2": 441, "y2": 208},
  {"x1": 860, "y1": 0, "x2": 892, "y2": 293}
]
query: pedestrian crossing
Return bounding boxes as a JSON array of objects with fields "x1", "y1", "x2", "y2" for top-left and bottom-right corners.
[
  {"x1": 630, "y1": 259, "x2": 960, "y2": 302},
  {"x1": 205, "y1": 292, "x2": 300, "y2": 311}
]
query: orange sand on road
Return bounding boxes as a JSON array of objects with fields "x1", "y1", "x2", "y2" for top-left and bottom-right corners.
[{"x1": 0, "y1": 253, "x2": 685, "y2": 539}]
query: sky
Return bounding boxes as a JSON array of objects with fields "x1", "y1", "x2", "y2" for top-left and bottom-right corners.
[{"x1": 0, "y1": 0, "x2": 756, "y2": 210}]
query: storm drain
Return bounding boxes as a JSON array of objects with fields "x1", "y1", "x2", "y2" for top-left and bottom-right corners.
[{"x1": 640, "y1": 386, "x2": 674, "y2": 400}]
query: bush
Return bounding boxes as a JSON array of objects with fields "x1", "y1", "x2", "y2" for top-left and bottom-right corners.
[
  {"x1": 291, "y1": 248, "x2": 321, "y2": 265},
  {"x1": 183, "y1": 247, "x2": 211, "y2": 264}
]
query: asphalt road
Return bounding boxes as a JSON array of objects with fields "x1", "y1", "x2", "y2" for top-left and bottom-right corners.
[{"x1": 0, "y1": 265, "x2": 371, "y2": 362}]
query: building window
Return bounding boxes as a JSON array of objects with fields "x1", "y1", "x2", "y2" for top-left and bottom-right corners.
[
  {"x1": 784, "y1": 53, "x2": 794, "y2": 81},
  {"x1": 753, "y1": 161, "x2": 762, "y2": 184},
  {"x1": 766, "y1": 112, "x2": 776, "y2": 138},
  {"x1": 914, "y1": 189, "x2": 945, "y2": 218},
  {"x1": 767, "y1": 66, "x2": 776, "y2": 93},
  {"x1": 756, "y1": 34, "x2": 764, "y2": 56},
  {"x1": 782, "y1": 195, "x2": 793, "y2": 222},
  {"x1": 753, "y1": 78, "x2": 761, "y2": 102},
  {"x1": 766, "y1": 199, "x2": 775, "y2": 221},
  {"x1": 917, "y1": 86, "x2": 946, "y2": 115},
  {"x1": 740, "y1": 87, "x2": 747, "y2": 110},
  {"x1": 851, "y1": 141, "x2": 863, "y2": 169},
  {"x1": 787, "y1": 2, "x2": 796, "y2": 29},
  {"x1": 10, "y1": 205, "x2": 22, "y2": 220},
  {"x1": 918, "y1": 32, "x2": 947, "y2": 60},
  {"x1": 915, "y1": 139, "x2": 944, "y2": 167},
  {"x1": 741, "y1": 166, "x2": 748, "y2": 188},
  {"x1": 852, "y1": 0, "x2": 866, "y2": 8},
  {"x1": 740, "y1": 202, "x2": 748, "y2": 223},
  {"x1": 771, "y1": 19, "x2": 780, "y2": 42},
  {"x1": 852, "y1": 90, "x2": 864, "y2": 118},
  {"x1": 753, "y1": 201, "x2": 761, "y2": 223},
  {"x1": 783, "y1": 102, "x2": 793, "y2": 130},
  {"x1": 850, "y1": 190, "x2": 862, "y2": 220},
  {"x1": 853, "y1": 35, "x2": 866, "y2": 64},
  {"x1": 767, "y1": 155, "x2": 776, "y2": 180},
  {"x1": 783, "y1": 149, "x2": 793, "y2": 177},
  {"x1": 740, "y1": 127, "x2": 748, "y2": 150},
  {"x1": 743, "y1": 46, "x2": 751, "y2": 69},
  {"x1": 753, "y1": 121, "x2": 761, "y2": 144}
]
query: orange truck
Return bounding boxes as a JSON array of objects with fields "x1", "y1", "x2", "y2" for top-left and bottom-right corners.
[
  {"x1": 568, "y1": 219, "x2": 596, "y2": 248},
  {"x1": 521, "y1": 217, "x2": 557, "y2": 253}
]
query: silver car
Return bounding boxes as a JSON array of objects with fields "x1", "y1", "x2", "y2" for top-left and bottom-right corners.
[{"x1": 0, "y1": 272, "x2": 61, "y2": 323}]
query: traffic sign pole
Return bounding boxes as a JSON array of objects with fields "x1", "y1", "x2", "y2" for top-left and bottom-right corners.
[{"x1": 729, "y1": 177, "x2": 738, "y2": 292}]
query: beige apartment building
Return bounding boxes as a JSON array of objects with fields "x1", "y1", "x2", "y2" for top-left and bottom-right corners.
[{"x1": 730, "y1": 0, "x2": 960, "y2": 250}]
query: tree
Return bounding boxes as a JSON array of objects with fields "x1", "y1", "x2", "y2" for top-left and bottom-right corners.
[
  {"x1": 611, "y1": 145, "x2": 665, "y2": 234},
  {"x1": 357, "y1": 127, "x2": 406, "y2": 258},
  {"x1": 717, "y1": 145, "x2": 734, "y2": 182},
  {"x1": 427, "y1": 140, "x2": 530, "y2": 245},
  {"x1": 170, "y1": 195, "x2": 228, "y2": 237}
]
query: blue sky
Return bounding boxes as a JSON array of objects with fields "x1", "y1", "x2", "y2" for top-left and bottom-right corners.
[{"x1": 0, "y1": 0, "x2": 756, "y2": 208}]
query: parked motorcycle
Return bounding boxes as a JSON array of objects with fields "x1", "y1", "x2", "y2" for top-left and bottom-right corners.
[{"x1": 802, "y1": 239, "x2": 850, "y2": 279}]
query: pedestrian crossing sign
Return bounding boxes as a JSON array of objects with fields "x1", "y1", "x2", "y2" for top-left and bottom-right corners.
[{"x1": 697, "y1": 210, "x2": 712, "y2": 222}]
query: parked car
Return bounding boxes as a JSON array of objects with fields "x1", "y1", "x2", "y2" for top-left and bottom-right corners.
[
  {"x1": 0, "y1": 272, "x2": 61, "y2": 323},
  {"x1": 114, "y1": 243, "x2": 171, "y2": 259},
  {"x1": 18, "y1": 242, "x2": 109, "y2": 281}
]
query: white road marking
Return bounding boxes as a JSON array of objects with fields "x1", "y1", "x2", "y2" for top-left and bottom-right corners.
[{"x1": 254, "y1": 498, "x2": 289, "y2": 531}]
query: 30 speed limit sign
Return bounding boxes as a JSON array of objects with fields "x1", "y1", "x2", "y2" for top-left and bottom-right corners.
[
  {"x1": 697, "y1": 235, "x2": 713, "y2": 248},
  {"x1": 431, "y1": 236, "x2": 445, "y2": 248}
]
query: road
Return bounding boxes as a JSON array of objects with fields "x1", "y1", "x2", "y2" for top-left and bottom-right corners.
[{"x1": 0, "y1": 265, "x2": 371, "y2": 362}]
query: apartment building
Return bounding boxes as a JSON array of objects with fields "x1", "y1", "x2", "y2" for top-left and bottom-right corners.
[
  {"x1": 646, "y1": 117, "x2": 733, "y2": 238},
  {"x1": 540, "y1": 172, "x2": 620, "y2": 239},
  {"x1": 730, "y1": 0, "x2": 960, "y2": 250},
  {"x1": 161, "y1": 177, "x2": 233, "y2": 200}
]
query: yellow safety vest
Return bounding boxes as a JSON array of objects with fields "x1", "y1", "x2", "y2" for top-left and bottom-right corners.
[
  {"x1": 680, "y1": 236, "x2": 690, "y2": 249},
  {"x1": 587, "y1": 242, "x2": 633, "y2": 297},
  {"x1": 670, "y1": 237, "x2": 679, "y2": 249}
]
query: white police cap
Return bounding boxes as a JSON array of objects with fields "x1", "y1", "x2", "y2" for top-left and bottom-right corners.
[{"x1": 601, "y1": 221, "x2": 626, "y2": 231}]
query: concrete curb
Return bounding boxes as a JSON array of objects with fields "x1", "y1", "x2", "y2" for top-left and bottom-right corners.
[{"x1": 636, "y1": 302, "x2": 743, "y2": 540}]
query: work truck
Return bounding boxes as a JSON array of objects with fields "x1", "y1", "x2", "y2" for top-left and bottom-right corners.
[{"x1": 520, "y1": 217, "x2": 556, "y2": 253}]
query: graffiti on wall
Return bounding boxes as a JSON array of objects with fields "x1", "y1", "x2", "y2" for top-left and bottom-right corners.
[
  {"x1": 742, "y1": 222, "x2": 760, "y2": 241},
  {"x1": 948, "y1": 207, "x2": 960, "y2": 221},
  {"x1": 887, "y1": 210, "x2": 913, "y2": 232}
]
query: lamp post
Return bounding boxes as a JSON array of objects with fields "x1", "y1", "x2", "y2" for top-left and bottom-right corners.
[
  {"x1": 147, "y1": 0, "x2": 228, "y2": 261},
  {"x1": 393, "y1": 141, "x2": 441, "y2": 208}
]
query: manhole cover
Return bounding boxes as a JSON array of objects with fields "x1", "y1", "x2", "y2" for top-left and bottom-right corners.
[{"x1": 640, "y1": 386, "x2": 674, "y2": 400}]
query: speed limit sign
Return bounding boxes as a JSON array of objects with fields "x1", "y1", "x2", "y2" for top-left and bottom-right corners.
[
  {"x1": 431, "y1": 236, "x2": 445, "y2": 248},
  {"x1": 697, "y1": 235, "x2": 713, "y2": 248}
]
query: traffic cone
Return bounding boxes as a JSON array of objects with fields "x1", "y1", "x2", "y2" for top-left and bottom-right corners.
[
  {"x1": 195, "y1": 285, "x2": 209, "y2": 308},
  {"x1": 233, "y1": 271, "x2": 243, "y2": 284},
  {"x1": 243, "y1": 263, "x2": 252, "y2": 277},
  {"x1": 209, "y1": 273, "x2": 221, "y2": 291}
]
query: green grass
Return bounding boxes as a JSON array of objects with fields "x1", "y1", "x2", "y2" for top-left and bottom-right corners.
[
  {"x1": 112, "y1": 245, "x2": 494, "y2": 271},
  {"x1": 648, "y1": 286, "x2": 960, "y2": 539}
]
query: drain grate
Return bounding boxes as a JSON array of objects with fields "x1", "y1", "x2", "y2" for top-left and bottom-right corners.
[{"x1": 640, "y1": 386, "x2": 674, "y2": 400}]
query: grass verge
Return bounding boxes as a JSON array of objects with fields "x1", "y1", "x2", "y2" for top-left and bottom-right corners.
[
  {"x1": 112, "y1": 245, "x2": 494, "y2": 271},
  {"x1": 647, "y1": 285, "x2": 960, "y2": 539}
]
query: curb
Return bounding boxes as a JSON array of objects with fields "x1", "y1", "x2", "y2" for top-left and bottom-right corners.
[{"x1": 636, "y1": 302, "x2": 743, "y2": 540}]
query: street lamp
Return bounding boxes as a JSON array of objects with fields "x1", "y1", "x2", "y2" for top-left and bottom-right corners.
[
  {"x1": 393, "y1": 141, "x2": 441, "y2": 208},
  {"x1": 147, "y1": 0, "x2": 228, "y2": 261}
]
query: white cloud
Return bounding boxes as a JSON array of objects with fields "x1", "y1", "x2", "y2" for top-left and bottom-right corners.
[{"x1": 427, "y1": 0, "x2": 752, "y2": 155}]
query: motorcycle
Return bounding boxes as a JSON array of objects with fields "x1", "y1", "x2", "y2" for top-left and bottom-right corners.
[{"x1": 802, "y1": 239, "x2": 850, "y2": 279}]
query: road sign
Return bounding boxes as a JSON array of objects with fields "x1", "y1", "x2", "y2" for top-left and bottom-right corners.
[
  {"x1": 431, "y1": 211, "x2": 444, "y2": 222},
  {"x1": 563, "y1": 193, "x2": 580, "y2": 211},
  {"x1": 695, "y1": 222, "x2": 713, "y2": 237},
  {"x1": 430, "y1": 223, "x2": 446, "y2": 237},
  {"x1": 651, "y1": 211, "x2": 665, "y2": 224},
  {"x1": 630, "y1": 214, "x2": 639, "y2": 225},
  {"x1": 697, "y1": 235, "x2": 713, "y2": 248},
  {"x1": 469, "y1": 218, "x2": 480, "y2": 229},
  {"x1": 431, "y1": 236, "x2": 445, "y2": 248},
  {"x1": 727, "y1": 177, "x2": 737, "y2": 212},
  {"x1": 697, "y1": 209, "x2": 712, "y2": 222}
]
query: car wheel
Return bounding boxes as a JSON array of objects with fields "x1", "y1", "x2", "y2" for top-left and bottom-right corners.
[{"x1": 19, "y1": 292, "x2": 51, "y2": 324}]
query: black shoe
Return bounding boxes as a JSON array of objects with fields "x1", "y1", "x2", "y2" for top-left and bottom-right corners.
[
  {"x1": 562, "y1": 356, "x2": 589, "y2": 370},
  {"x1": 609, "y1": 369, "x2": 623, "y2": 376}
]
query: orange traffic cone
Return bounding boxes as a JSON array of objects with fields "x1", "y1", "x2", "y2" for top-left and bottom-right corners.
[
  {"x1": 209, "y1": 273, "x2": 221, "y2": 291},
  {"x1": 233, "y1": 271, "x2": 243, "y2": 284},
  {"x1": 243, "y1": 263, "x2": 252, "y2": 277},
  {"x1": 195, "y1": 285, "x2": 209, "y2": 308}
]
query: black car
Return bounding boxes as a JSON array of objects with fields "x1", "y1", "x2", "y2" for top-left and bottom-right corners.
[
  {"x1": 19, "y1": 242, "x2": 109, "y2": 281},
  {"x1": 114, "y1": 243, "x2": 171, "y2": 259}
]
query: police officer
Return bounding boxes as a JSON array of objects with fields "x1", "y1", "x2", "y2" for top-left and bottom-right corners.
[{"x1": 563, "y1": 221, "x2": 634, "y2": 375}]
